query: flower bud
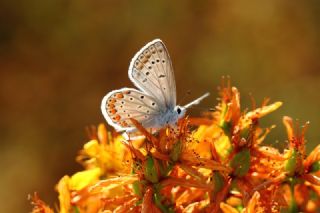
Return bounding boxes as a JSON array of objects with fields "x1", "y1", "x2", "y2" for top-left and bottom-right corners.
[
  {"x1": 144, "y1": 156, "x2": 159, "y2": 183},
  {"x1": 170, "y1": 140, "x2": 182, "y2": 162},
  {"x1": 285, "y1": 149, "x2": 298, "y2": 176},
  {"x1": 310, "y1": 161, "x2": 320, "y2": 173},
  {"x1": 230, "y1": 148, "x2": 250, "y2": 177}
]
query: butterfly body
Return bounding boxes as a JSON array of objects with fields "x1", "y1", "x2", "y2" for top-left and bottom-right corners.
[
  {"x1": 101, "y1": 39, "x2": 209, "y2": 134},
  {"x1": 153, "y1": 105, "x2": 186, "y2": 127}
]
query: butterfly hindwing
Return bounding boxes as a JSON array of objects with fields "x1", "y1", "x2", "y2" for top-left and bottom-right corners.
[
  {"x1": 101, "y1": 88, "x2": 161, "y2": 131},
  {"x1": 128, "y1": 39, "x2": 176, "y2": 109}
]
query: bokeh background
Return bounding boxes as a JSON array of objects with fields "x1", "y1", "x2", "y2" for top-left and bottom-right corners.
[{"x1": 1, "y1": 1, "x2": 320, "y2": 212}]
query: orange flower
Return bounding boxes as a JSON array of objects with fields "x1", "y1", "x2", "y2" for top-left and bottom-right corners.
[
  {"x1": 77, "y1": 124, "x2": 131, "y2": 176},
  {"x1": 31, "y1": 80, "x2": 320, "y2": 212},
  {"x1": 30, "y1": 193, "x2": 54, "y2": 213}
]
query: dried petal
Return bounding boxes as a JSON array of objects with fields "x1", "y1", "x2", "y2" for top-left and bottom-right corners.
[{"x1": 141, "y1": 187, "x2": 161, "y2": 213}]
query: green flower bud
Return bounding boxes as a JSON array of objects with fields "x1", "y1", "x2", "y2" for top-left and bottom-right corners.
[
  {"x1": 220, "y1": 121, "x2": 232, "y2": 137},
  {"x1": 144, "y1": 156, "x2": 159, "y2": 183},
  {"x1": 212, "y1": 171, "x2": 224, "y2": 195},
  {"x1": 170, "y1": 140, "x2": 182, "y2": 162},
  {"x1": 230, "y1": 148, "x2": 251, "y2": 177},
  {"x1": 285, "y1": 149, "x2": 298, "y2": 176},
  {"x1": 132, "y1": 180, "x2": 143, "y2": 197},
  {"x1": 310, "y1": 161, "x2": 320, "y2": 173}
]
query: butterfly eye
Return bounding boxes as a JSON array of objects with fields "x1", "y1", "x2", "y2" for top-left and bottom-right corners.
[{"x1": 177, "y1": 107, "x2": 181, "y2": 114}]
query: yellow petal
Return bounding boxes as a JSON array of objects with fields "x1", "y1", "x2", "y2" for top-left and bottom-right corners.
[
  {"x1": 70, "y1": 168, "x2": 101, "y2": 190},
  {"x1": 191, "y1": 125, "x2": 226, "y2": 159},
  {"x1": 245, "y1": 191, "x2": 260, "y2": 213},
  {"x1": 56, "y1": 176, "x2": 71, "y2": 213},
  {"x1": 241, "y1": 102, "x2": 282, "y2": 128},
  {"x1": 246, "y1": 102, "x2": 282, "y2": 119},
  {"x1": 83, "y1": 140, "x2": 100, "y2": 156},
  {"x1": 214, "y1": 135, "x2": 232, "y2": 160},
  {"x1": 97, "y1": 123, "x2": 108, "y2": 145},
  {"x1": 220, "y1": 202, "x2": 239, "y2": 213}
]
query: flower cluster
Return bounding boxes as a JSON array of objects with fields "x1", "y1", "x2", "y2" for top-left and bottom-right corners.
[{"x1": 31, "y1": 80, "x2": 320, "y2": 213}]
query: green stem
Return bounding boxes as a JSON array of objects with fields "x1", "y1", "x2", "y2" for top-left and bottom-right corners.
[{"x1": 288, "y1": 179, "x2": 298, "y2": 213}]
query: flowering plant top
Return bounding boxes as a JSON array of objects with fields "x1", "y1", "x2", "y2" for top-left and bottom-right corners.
[{"x1": 31, "y1": 79, "x2": 320, "y2": 213}]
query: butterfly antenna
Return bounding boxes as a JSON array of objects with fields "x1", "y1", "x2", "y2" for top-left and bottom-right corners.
[{"x1": 184, "y1": 92, "x2": 210, "y2": 109}]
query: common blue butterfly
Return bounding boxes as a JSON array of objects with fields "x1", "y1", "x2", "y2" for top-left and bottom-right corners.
[{"x1": 101, "y1": 39, "x2": 209, "y2": 133}]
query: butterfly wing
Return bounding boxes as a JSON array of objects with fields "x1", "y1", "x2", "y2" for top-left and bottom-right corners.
[
  {"x1": 101, "y1": 88, "x2": 162, "y2": 131},
  {"x1": 128, "y1": 39, "x2": 176, "y2": 110}
]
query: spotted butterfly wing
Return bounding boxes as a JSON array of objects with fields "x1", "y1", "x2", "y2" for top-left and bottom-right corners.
[
  {"x1": 101, "y1": 88, "x2": 161, "y2": 132},
  {"x1": 129, "y1": 39, "x2": 176, "y2": 109}
]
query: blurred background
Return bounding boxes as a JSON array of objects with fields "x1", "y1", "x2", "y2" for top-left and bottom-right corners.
[{"x1": 1, "y1": 0, "x2": 320, "y2": 212}]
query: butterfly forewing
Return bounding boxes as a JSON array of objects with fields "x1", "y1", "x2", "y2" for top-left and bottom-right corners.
[
  {"x1": 129, "y1": 39, "x2": 176, "y2": 110},
  {"x1": 101, "y1": 88, "x2": 161, "y2": 131}
]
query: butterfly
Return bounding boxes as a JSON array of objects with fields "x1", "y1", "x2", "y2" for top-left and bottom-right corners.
[{"x1": 101, "y1": 39, "x2": 209, "y2": 134}]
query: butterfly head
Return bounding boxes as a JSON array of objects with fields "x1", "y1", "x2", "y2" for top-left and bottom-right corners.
[{"x1": 174, "y1": 105, "x2": 186, "y2": 119}]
